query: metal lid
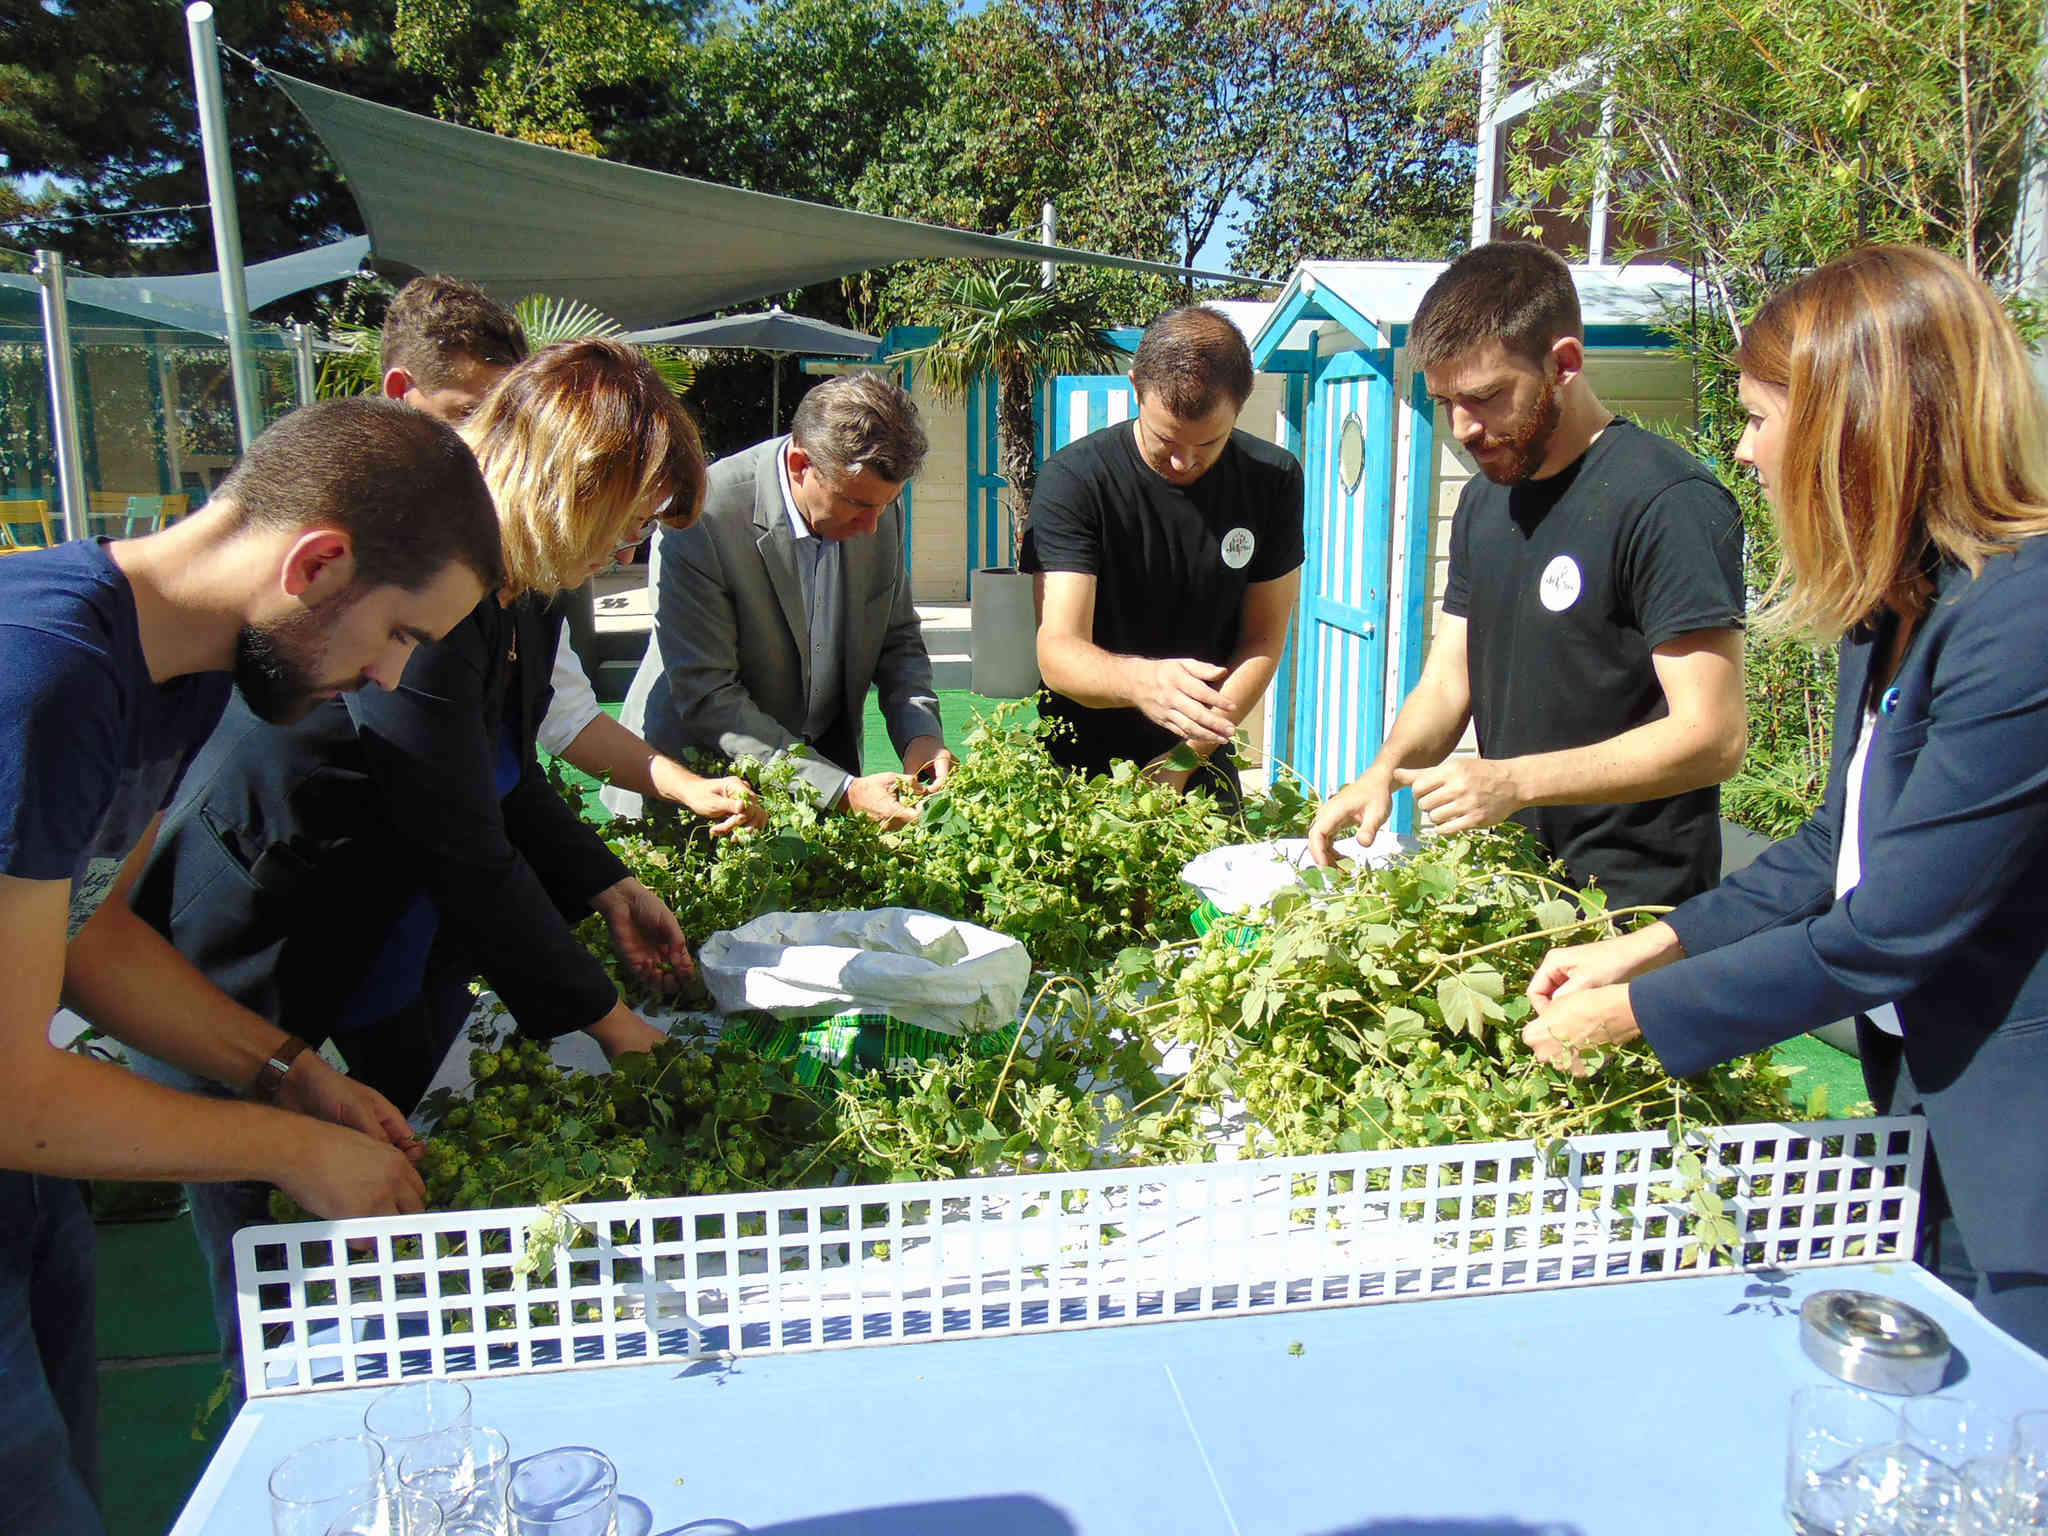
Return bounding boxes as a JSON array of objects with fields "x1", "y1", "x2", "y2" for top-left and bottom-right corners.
[{"x1": 1800, "y1": 1289, "x2": 1952, "y2": 1396}]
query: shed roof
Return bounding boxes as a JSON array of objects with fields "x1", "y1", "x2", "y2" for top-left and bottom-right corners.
[{"x1": 1249, "y1": 259, "x2": 1699, "y2": 368}]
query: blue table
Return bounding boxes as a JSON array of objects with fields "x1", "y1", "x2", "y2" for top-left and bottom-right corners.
[{"x1": 173, "y1": 1260, "x2": 2048, "y2": 1535}]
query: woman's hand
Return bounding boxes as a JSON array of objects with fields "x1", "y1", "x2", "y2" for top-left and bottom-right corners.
[
  {"x1": 1526, "y1": 921, "x2": 1685, "y2": 1012},
  {"x1": 651, "y1": 759, "x2": 765, "y2": 835},
  {"x1": 1521, "y1": 984, "x2": 1642, "y2": 1076},
  {"x1": 591, "y1": 876, "x2": 694, "y2": 991}
]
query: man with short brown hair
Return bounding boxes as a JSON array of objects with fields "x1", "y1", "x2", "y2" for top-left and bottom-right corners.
[
  {"x1": 379, "y1": 274, "x2": 527, "y2": 422},
  {"x1": 0, "y1": 397, "x2": 496, "y2": 1532},
  {"x1": 1308, "y1": 242, "x2": 1747, "y2": 908},
  {"x1": 1023, "y1": 305, "x2": 1304, "y2": 797}
]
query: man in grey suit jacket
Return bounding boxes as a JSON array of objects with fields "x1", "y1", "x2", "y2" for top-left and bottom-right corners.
[{"x1": 608, "y1": 374, "x2": 948, "y2": 826}]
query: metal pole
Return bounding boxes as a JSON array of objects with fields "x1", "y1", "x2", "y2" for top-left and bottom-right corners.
[
  {"x1": 1470, "y1": 28, "x2": 1504, "y2": 251},
  {"x1": 1587, "y1": 89, "x2": 1617, "y2": 266},
  {"x1": 33, "y1": 251, "x2": 90, "y2": 543},
  {"x1": 187, "y1": 1, "x2": 260, "y2": 450},
  {"x1": 292, "y1": 322, "x2": 317, "y2": 406},
  {"x1": 1041, "y1": 201, "x2": 1057, "y2": 291},
  {"x1": 770, "y1": 354, "x2": 780, "y2": 436}
]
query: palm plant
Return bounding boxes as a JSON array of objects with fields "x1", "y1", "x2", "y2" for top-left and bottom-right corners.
[
  {"x1": 898, "y1": 264, "x2": 1121, "y2": 566},
  {"x1": 316, "y1": 291, "x2": 694, "y2": 398}
]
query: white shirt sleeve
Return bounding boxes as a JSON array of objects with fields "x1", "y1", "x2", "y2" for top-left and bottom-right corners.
[{"x1": 538, "y1": 629, "x2": 604, "y2": 757}]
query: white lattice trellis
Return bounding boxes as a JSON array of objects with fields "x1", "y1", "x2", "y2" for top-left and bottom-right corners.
[{"x1": 236, "y1": 1116, "x2": 1924, "y2": 1397}]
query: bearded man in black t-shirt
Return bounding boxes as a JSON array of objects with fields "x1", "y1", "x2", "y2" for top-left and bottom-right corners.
[
  {"x1": 1307, "y1": 242, "x2": 1747, "y2": 910},
  {"x1": 1021, "y1": 306, "x2": 1305, "y2": 798}
]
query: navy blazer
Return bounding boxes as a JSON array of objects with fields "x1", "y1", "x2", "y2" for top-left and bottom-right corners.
[
  {"x1": 1632, "y1": 540, "x2": 2048, "y2": 1274},
  {"x1": 131, "y1": 593, "x2": 628, "y2": 1044}
]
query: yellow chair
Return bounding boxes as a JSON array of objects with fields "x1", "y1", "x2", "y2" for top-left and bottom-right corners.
[{"x1": 0, "y1": 499, "x2": 55, "y2": 555}]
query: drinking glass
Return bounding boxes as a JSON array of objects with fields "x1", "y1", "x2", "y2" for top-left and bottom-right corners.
[
  {"x1": 1903, "y1": 1398, "x2": 2014, "y2": 1473},
  {"x1": 400, "y1": 1425, "x2": 512, "y2": 1534},
  {"x1": 506, "y1": 1447, "x2": 619, "y2": 1536},
  {"x1": 1786, "y1": 1386, "x2": 1904, "y2": 1535},
  {"x1": 364, "y1": 1380, "x2": 474, "y2": 1467},
  {"x1": 270, "y1": 1435, "x2": 391, "y2": 1536},
  {"x1": 324, "y1": 1489, "x2": 446, "y2": 1536}
]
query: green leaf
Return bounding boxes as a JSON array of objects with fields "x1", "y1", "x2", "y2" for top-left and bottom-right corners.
[{"x1": 1531, "y1": 898, "x2": 1577, "y2": 932}]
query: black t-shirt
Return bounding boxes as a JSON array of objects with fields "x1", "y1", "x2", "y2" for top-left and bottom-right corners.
[
  {"x1": 1021, "y1": 420, "x2": 1305, "y2": 774},
  {"x1": 1442, "y1": 420, "x2": 1744, "y2": 909}
]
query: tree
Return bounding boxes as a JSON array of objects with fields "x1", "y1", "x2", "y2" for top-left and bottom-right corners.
[
  {"x1": 895, "y1": 264, "x2": 1123, "y2": 562},
  {"x1": 0, "y1": 0, "x2": 436, "y2": 275},
  {"x1": 393, "y1": 0, "x2": 708, "y2": 154},
  {"x1": 1485, "y1": 0, "x2": 2045, "y2": 327},
  {"x1": 1230, "y1": 0, "x2": 1475, "y2": 273},
  {"x1": 846, "y1": 2, "x2": 1180, "y2": 329}
]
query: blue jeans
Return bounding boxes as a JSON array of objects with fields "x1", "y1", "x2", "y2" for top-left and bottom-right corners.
[{"x1": 0, "y1": 1172, "x2": 106, "y2": 1536}]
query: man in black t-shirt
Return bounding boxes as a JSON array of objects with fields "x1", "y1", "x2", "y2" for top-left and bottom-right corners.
[
  {"x1": 1308, "y1": 243, "x2": 1746, "y2": 909},
  {"x1": 1022, "y1": 306, "x2": 1305, "y2": 795}
]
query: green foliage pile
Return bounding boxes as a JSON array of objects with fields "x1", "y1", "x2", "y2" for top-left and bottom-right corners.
[
  {"x1": 401, "y1": 729, "x2": 1800, "y2": 1256},
  {"x1": 607, "y1": 706, "x2": 1317, "y2": 979}
]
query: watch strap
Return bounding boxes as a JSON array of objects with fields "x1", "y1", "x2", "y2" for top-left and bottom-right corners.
[{"x1": 251, "y1": 1034, "x2": 312, "y2": 1104}]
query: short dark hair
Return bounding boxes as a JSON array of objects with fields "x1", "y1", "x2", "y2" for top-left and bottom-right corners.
[
  {"x1": 381, "y1": 275, "x2": 528, "y2": 390},
  {"x1": 1130, "y1": 306, "x2": 1254, "y2": 418},
  {"x1": 213, "y1": 397, "x2": 504, "y2": 593},
  {"x1": 790, "y1": 373, "x2": 928, "y2": 483},
  {"x1": 1410, "y1": 241, "x2": 1583, "y2": 370}
]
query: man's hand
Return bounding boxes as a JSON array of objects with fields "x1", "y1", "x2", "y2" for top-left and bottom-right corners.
[
  {"x1": 900, "y1": 737, "x2": 957, "y2": 789},
  {"x1": 1307, "y1": 772, "x2": 1395, "y2": 866},
  {"x1": 1526, "y1": 923, "x2": 1684, "y2": 1011},
  {"x1": 1521, "y1": 984, "x2": 1641, "y2": 1076},
  {"x1": 1133, "y1": 658, "x2": 1236, "y2": 750},
  {"x1": 844, "y1": 771, "x2": 920, "y2": 828},
  {"x1": 274, "y1": 1121, "x2": 427, "y2": 1218},
  {"x1": 584, "y1": 1003, "x2": 667, "y2": 1061},
  {"x1": 591, "y1": 876, "x2": 694, "y2": 991},
  {"x1": 278, "y1": 1054, "x2": 423, "y2": 1161},
  {"x1": 650, "y1": 759, "x2": 764, "y2": 836},
  {"x1": 1394, "y1": 757, "x2": 1524, "y2": 835}
]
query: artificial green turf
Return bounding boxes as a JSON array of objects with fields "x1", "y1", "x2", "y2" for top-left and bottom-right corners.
[
  {"x1": 98, "y1": 1359, "x2": 232, "y2": 1536},
  {"x1": 94, "y1": 1215, "x2": 219, "y2": 1362},
  {"x1": 1773, "y1": 1031, "x2": 1874, "y2": 1118}
]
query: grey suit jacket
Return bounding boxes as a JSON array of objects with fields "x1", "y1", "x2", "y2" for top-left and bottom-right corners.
[{"x1": 607, "y1": 437, "x2": 941, "y2": 813}]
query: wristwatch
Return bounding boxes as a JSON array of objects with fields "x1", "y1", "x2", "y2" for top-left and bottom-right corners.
[{"x1": 251, "y1": 1034, "x2": 312, "y2": 1104}]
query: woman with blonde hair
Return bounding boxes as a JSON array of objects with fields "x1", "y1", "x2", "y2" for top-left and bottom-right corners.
[
  {"x1": 1518, "y1": 246, "x2": 2048, "y2": 1353},
  {"x1": 127, "y1": 340, "x2": 752, "y2": 1361}
]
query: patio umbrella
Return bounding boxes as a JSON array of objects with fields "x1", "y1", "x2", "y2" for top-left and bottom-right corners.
[{"x1": 623, "y1": 305, "x2": 880, "y2": 434}]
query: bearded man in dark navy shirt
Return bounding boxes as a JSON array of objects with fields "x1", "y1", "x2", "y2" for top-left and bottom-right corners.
[
  {"x1": 1022, "y1": 306, "x2": 1305, "y2": 799},
  {"x1": 0, "y1": 399, "x2": 500, "y2": 1533},
  {"x1": 1308, "y1": 242, "x2": 1747, "y2": 910}
]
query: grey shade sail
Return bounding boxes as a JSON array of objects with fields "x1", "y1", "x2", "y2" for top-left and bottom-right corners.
[
  {"x1": 77, "y1": 236, "x2": 371, "y2": 314},
  {"x1": 0, "y1": 238, "x2": 368, "y2": 347},
  {"x1": 0, "y1": 273, "x2": 293, "y2": 348},
  {"x1": 270, "y1": 72, "x2": 1262, "y2": 330},
  {"x1": 622, "y1": 306, "x2": 878, "y2": 357}
]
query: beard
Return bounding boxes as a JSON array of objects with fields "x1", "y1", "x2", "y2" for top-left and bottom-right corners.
[
  {"x1": 1473, "y1": 376, "x2": 1563, "y2": 486},
  {"x1": 233, "y1": 590, "x2": 363, "y2": 724}
]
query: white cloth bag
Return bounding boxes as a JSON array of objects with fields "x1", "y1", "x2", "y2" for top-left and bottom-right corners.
[{"x1": 697, "y1": 908, "x2": 1032, "y2": 1036}]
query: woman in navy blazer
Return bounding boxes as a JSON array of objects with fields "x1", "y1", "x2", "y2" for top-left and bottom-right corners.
[{"x1": 1519, "y1": 246, "x2": 2048, "y2": 1353}]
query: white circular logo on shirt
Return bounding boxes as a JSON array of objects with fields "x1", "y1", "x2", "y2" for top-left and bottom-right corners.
[
  {"x1": 1220, "y1": 527, "x2": 1256, "y2": 570},
  {"x1": 1538, "y1": 555, "x2": 1582, "y2": 612}
]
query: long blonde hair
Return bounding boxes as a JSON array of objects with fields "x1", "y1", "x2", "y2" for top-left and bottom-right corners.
[
  {"x1": 1739, "y1": 245, "x2": 2048, "y2": 641},
  {"x1": 460, "y1": 338, "x2": 707, "y2": 600}
]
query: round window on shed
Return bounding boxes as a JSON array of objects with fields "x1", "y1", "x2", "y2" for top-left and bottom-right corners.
[{"x1": 1338, "y1": 411, "x2": 1366, "y2": 495}]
